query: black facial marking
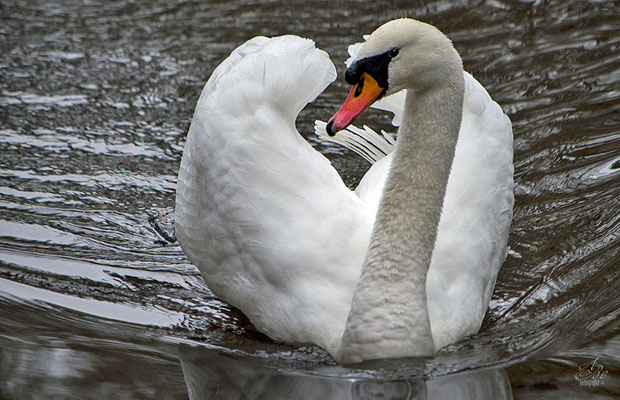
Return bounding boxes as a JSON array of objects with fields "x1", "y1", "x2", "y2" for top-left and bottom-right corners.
[
  {"x1": 345, "y1": 50, "x2": 394, "y2": 89},
  {"x1": 354, "y1": 76, "x2": 364, "y2": 97}
]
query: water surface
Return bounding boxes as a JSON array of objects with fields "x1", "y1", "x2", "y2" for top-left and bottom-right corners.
[{"x1": 1, "y1": 0, "x2": 619, "y2": 398}]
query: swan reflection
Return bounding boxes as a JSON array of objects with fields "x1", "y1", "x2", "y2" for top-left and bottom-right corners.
[{"x1": 178, "y1": 345, "x2": 513, "y2": 400}]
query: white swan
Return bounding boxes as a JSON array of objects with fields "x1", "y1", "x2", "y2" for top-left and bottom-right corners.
[{"x1": 175, "y1": 19, "x2": 514, "y2": 364}]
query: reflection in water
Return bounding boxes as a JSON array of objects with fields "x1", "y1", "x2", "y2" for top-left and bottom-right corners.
[
  {"x1": 1, "y1": 0, "x2": 619, "y2": 398},
  {"x1": 178, "y1": 345, "x2": 512, "y2": 400}
]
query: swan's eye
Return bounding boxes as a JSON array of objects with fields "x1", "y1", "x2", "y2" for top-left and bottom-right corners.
[{"x1": 388, "y1": 48, "x2": 399, "y2": 58}]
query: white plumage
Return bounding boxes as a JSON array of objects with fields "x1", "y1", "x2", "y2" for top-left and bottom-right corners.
[{"x1": 176, "y1": 24, "x2": 513, "y2": 362}]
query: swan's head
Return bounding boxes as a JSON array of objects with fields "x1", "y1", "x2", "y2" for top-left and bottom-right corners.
[{"x1": 326, "y1": 19, "x2": 463, "y2": 136}]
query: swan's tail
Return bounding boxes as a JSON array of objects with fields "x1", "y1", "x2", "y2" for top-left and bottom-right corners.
[{"x1": 314, "y1": 121, "x2": 395, "y2": 164}]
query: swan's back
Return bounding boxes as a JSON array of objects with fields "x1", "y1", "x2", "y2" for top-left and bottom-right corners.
[
  {"x1": 175, "y1": 36, "x2": 372, "y2": 354},
  {"x1": 426, "y1": 73, "x2": 513, "y2": 348}
]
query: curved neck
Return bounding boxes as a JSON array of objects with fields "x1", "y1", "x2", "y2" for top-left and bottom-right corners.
[{"x1": 337, "y1": 75, "x2": 464, "y2": 364}]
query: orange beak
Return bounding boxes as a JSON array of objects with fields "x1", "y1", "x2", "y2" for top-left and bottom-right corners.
[{"x1": 326, "y1": 72, "x2": 386, "y2": 136}]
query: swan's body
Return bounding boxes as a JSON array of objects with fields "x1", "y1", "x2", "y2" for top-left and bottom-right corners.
[{"x1": 176, "y1": 20, "x2": 513, "y2": 363}]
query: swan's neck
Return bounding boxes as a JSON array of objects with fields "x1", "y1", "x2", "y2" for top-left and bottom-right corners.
[{"x1": 337, "y1": 75, "x2": 464, "y2": 364}]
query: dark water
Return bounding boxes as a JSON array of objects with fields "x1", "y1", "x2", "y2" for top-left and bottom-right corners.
[{"x1": 1, "y1": 0, "x2": 618, "y2": 398}]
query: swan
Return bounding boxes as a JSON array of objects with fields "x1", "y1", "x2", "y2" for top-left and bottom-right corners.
[{"x1": 175, "y1": 19, "x2": 514, "y2": 364}]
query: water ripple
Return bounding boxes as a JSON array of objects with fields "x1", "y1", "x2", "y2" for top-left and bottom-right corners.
[{"x1": 1, "y1": 0, "x2": 618, "y2": 398}]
